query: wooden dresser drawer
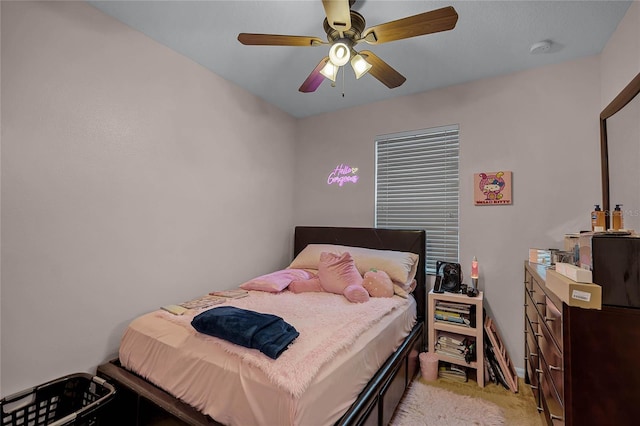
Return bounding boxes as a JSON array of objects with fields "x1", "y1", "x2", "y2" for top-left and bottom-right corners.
[
  {"x1": 525, "y1": 271, "x2": 534, "y2": 292},
  {"x1": 525, "y1": 290, "x2": 539, "y2": 326},
  {"x1": 540, "y1": 363, "x2": 565, "y2": 425},
  {"x1": 526, "y1": 320, "x2": 539, "y2": 358},
  {"x1": 525, "y1": 342, "x2": 539, "y2": 388},
  {"x1": 540, "y1": 324, "x2": 564, "y2": 404},
  {"x1": 525, "y1": 315, "x2": 543, "y2": 355},
  {"x1": 544, "y1": 297, "x2": 563, "y2": 352},
  {"x1": 525, "y1": 342, "x2": 542, "y2": 411},
  {"x1": 531, "y1": 279, "x2": 547, "y2": 317}
]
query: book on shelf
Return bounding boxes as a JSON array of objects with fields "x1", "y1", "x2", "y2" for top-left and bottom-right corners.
[
  {"x1": 434, "y1": 309, "x2": 464, "y2": 318},
  {"x1": 433, "y1": 302, "x2": 476, "y2": 327},
  {"x1": 435, "y1": 332, "x2": 476, "y2": 363},
  {"x1": 436, "y1": 348, "x2": 467, "y2": 360},
  {"x1": 436, "y1": 331, "x2": 466, "y2": 345},
  {"x1": 438, "y1": 362, "x2": 468, "y2": 382},
  {"x1": 209, "y1": 289, "x2": 249, "y2": 299},
  {"x1": 435, "y1": 301, "x2": 471, "y2": 314},
  {"x1": 434, "y1": 313, "x2": 471, "y2": 326}
]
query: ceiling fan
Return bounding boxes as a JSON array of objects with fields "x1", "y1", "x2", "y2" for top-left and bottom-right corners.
[{"x1": 237, "y1": 0, "x2": 458, "y2": 93}]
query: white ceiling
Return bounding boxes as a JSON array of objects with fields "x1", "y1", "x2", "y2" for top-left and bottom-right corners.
[{"x1": 88, "y1": 0, "x2": 632, "y2": 118}]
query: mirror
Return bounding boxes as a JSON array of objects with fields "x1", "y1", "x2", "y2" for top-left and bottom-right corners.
[{"x1": 600, "y1": 72, "x2": 640, "y2": 231}]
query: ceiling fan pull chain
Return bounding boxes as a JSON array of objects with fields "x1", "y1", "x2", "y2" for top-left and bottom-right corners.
[{"x1": 342, "y1": 66, "x2": 345, "y2": 98}]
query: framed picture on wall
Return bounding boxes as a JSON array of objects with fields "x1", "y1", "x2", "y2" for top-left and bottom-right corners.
[{"x1": 474, "y1": 171, "x2": 512, "y2": 205}]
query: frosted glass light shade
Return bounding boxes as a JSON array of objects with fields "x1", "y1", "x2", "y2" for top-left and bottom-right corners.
[
  {"x1": 350, "y1": 54, "x2": 372, "y2": 79},
  {"x1": 320, "y1": 61, "x2": 339, "y2": 82},
  {"x1": 329, "y1": 42, "x2": 350, "y2": 66}
]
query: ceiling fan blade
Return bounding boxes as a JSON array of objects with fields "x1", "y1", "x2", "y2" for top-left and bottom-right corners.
[
  {"x1": 238, "y1": 33, "x2": 324, "y2": 47},
  {"x1": 322, "y1": 0, "x2": 352, "y2": 32},
  {"x1": 361, "y1": 6, "x2": 458, "y2": 45},
  {"x1": 359, "y1": 50, "x2": 406, "y2": 88},
  {"x1": 299, "y1": 57, "x2": 330, "y2": 93}
]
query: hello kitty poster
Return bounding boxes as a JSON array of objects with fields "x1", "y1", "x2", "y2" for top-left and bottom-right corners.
[{"x1": 474, "y1": 171, "x2": 512, "y2": 205}]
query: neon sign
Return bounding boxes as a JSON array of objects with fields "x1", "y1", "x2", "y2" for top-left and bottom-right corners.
[{"x1": 327, "y1": 164, "x2": 359, "y2": 186}]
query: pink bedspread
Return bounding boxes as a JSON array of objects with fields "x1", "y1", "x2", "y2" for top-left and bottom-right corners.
[{"x1": 157, "y1": 291, "x2": 407, "y2": 397}]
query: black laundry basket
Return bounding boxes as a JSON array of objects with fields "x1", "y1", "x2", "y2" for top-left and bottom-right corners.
[{"x1": 0, "y1": 373, "x2": 115, "y2": 426}]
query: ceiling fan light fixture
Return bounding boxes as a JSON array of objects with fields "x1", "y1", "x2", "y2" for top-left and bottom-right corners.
[
  {"x1": 329, "y1": 42, "x2": 351, "y2": 66},
  {"x1": 350, "y1": 53, "x2": 372, "y2": 79},
  {"x1": 320, "y1": 61, "x2": 339, "y2": 82}
]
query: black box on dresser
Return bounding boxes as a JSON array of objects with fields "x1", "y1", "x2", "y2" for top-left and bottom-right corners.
[{"x1": 591, "y1": 235, "x2": 640, "y2": 308}]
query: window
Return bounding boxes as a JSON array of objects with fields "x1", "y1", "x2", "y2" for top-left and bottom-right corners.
[{"x1": 375, "y1": 124, "x2": 459, "y2": 274}]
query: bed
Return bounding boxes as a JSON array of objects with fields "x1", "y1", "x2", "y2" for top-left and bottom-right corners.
[{"x1": 97, "y1": 226, "x2": 426, "y2": 425}]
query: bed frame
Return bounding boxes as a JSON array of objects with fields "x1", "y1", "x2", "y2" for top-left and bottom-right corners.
[{"x1": 97, "y1": 226, "x2": 426, "y2": 426}]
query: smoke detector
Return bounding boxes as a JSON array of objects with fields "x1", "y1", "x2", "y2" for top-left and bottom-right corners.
[{"x1": 530, "y1": 40, "x2": 552, "y2": 54}]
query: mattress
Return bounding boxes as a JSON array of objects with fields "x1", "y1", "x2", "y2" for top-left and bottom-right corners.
[{"x1": 119, "y1": 292, "x2": 417, "y2": 426}]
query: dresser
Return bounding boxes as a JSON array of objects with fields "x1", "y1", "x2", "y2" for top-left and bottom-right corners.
[{"x1": 524, "y1": 261, "x2": 640, "y2": 425}]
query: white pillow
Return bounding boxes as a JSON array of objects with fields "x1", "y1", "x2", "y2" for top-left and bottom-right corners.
[{"x1": 289, "y1": 244, "x2": 419, "y2": 288}]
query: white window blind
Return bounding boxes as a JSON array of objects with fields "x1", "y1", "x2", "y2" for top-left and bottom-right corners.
[{"x1": 375, "y1": 124, "x2": 459, "y2": 274}]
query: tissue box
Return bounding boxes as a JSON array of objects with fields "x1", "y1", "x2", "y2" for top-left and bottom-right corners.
[
  {"x1": 555, "y1": 262, "x2": 592, "y2": 283},
  {"x1": 546, "y1": 270, "x2": 601, "y2": 310}
]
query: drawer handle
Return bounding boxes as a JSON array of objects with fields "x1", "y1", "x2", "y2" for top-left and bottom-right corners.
[
  {"x1": 550, "y1": 414, "x2": 564, "y2": 421},
  {"x1": 530, "y1": 352, "x2": 538, "y2": 358},
  {"x1": 536, "y1": 407, "x2": 543, "y2": 413},
  {"x1": 549, "y1": 365, "x2": 562, "y2": 371},
  {"x1": 535, "y1": 333, "x2": 543, "y2": 338},
  {"x1": 535, "y1": 369, "x2": 543, "y2": 374},
  {"x1": 536, "y1": 302, "x2": 545, "y2": 306},
  {"x1": 530, "y1": 385, "x2": 538, "y2": 390},
  {"x1": 530, "y1": 320, "x2": 539, "y2": 325},
  {"x1": 544, "y1": 316, "x2": 556, "y2": 322},
  {"x1": 524, "y1": 303, "x2": 529, "y2": 307}
]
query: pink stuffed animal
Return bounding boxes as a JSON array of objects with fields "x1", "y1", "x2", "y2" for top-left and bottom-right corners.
[
  {"x1": 289, "y1": 252, "x2": 369, "y2": 303},
  {"x1": 362, "y1": 269, "x2": 394, "y2": 297}
]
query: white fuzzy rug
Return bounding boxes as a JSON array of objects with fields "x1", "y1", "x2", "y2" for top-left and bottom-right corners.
[{"x1": 390, "y1": 380, "x2": 505, "y2": 426}]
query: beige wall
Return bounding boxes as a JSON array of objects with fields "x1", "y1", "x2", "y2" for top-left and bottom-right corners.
[
  {"x1": 294, "y1": 55, "x2": 602, "y2": 371},
  {"x1": 1, "y1": 1, "x2": 296, "y2": 394},
  {"x1": 601, "y1": 0, "x2": 640, "y2": 108}
]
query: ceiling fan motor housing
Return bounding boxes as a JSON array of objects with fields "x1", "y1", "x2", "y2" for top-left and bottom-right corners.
[{"x1": 324, "y1": 11, "x2": 366, "y2": 42}]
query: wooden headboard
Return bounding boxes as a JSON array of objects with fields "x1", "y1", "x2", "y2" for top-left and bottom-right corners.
[{"x1": 294, "y1": 226, "x2": 427, "y2": 321}]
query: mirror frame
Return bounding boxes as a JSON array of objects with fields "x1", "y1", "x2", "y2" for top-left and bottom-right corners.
[{"x1": 600, "y1": 71, "x2": 640, "y2": 228}]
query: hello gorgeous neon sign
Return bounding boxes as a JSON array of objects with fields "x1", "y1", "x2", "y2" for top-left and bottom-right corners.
[{"x1": 327, "y1": 164, "x2": 359, "y2": 186}]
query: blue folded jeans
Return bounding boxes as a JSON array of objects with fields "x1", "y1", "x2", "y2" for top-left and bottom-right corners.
[{"x1": 192, "y1": 306, "x2": 299, "y2": 359}]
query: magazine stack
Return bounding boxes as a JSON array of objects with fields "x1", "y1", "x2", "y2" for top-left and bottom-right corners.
[
  {"x1": 434, "y1": 300, "x2": 476, "y2": 327},
  {"x1": 438, "y1": 362, "x2": 468, "y2": 382},
  {"x1": 434, "y1": 330, "x2": 476, "y2": 364}
]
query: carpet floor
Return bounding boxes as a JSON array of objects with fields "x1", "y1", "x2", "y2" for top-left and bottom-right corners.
[{"x1": 390, "y1": 375, "x2": 545, "y2": 426}]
